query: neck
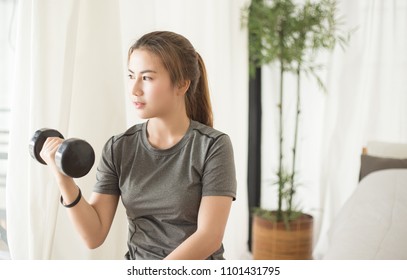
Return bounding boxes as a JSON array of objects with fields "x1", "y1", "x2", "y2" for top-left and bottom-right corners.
[{"x1": 147, "y1": 115, "x2": 190, "y2": 150}]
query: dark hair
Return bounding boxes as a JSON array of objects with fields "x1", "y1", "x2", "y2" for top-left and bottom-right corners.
[{"x1": 128, "y1": 31, "x2": 213, "y2": 127}]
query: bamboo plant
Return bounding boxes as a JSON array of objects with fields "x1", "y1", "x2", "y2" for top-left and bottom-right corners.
[{"x1": 242, "y1": 0, "x2": 350, "y2": 223}]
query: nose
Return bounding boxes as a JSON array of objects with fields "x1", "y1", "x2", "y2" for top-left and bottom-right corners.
[{"x1": 130, "y1": 77, "x2": 143, "y2": 97}]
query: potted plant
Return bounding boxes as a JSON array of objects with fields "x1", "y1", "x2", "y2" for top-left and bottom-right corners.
[{"x1": 242, "y1": 0, "x2": 350, "y2": 259}]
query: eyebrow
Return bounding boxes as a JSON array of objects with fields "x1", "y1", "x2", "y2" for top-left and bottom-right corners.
[{"x1": 128, "y1": 69, "x2": 157, "y2": 74}]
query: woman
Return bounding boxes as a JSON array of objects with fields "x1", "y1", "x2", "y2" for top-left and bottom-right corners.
[{"x1": 40, "y1": 31, "x2": 237, "y2": 260}]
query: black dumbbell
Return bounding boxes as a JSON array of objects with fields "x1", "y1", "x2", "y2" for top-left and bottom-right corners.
[{"x1": 29, "y1": 128, "x2": 95, "y2": 178}]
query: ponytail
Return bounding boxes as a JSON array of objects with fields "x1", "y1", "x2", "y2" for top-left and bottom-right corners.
[
  {"x1": 185, "y1": 52, "x2": 213, "y2": 128},
  {"x1": 129, "y1": 31, "x2": 214, "y2": 127}
]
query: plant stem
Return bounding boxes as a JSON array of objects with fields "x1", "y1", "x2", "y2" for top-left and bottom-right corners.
[
  {"x1": 277, "y1": 59, "x2": 284, "y2": 221},
  {"x1": 277, "y1": 25, "x2": 285, "y2": 221},
  {"x1": 289, "y1": 66, "x2": 301, "y2": 214}
]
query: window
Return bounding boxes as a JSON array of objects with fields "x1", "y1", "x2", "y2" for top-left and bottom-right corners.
[{"x1": 0, "y1": 0, "x2": 17, "y2": 260}]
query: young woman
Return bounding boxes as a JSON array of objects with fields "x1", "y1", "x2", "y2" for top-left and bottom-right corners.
[{"x1": 40, "y1": 31, "x2": 237, "y2": 260}]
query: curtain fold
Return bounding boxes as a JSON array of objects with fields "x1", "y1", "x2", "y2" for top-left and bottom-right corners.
[{"x1": 7, "y1": 0, "x2": 127, "y2": 259}]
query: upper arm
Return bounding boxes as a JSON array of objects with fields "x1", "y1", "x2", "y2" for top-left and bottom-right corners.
[
  {"x1": 89, "y1": 192, "x2": 120, "y2": 238},
  {"x1": 90, "y1": 137, "x2": 120, "y2": 238},
  {"x1": 198, "y1": 135, "x2": 236, "y2": 246},
  {"x1": 197, "y1": 196, "x2": 233, "y2": 242}
]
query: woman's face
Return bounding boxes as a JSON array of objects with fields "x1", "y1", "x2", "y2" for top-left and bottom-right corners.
[{"x1": 128, "y1": 49, "x2": 183, "y2": 120}]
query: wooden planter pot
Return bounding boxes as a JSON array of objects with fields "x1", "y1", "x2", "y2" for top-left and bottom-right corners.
[{"x1": 252, "y1": 213, "x2": 313, "y2": 260}]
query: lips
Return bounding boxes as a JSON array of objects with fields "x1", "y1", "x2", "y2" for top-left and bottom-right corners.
[{"x1": 133, "y1": 101, "x2": 145, "y2": 109}]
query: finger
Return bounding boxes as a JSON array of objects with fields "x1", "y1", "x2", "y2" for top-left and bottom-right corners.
[
  {"x1": 40, "y1": 138, "x2": 62, "y2": 163},
  {"x1": 43, "y1": 137, "x2": 63, "y2": 150}
]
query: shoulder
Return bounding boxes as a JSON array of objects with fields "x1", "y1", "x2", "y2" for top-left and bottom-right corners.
[
  {"x1": 190, "y1": 121, "x2": 228, "y2": 142},
  {"x1": 112, "y1": 123, "x2": 143, "y2": 143},
  {"x1": 189, "y1": 121, "x2": 233, "y2": 155},
  {"x1": 102, "y1": 123, "x2": 144, "y2": 152},
  {"x1": 109, "y1": 123, "x2": 144, "y2": 145}
]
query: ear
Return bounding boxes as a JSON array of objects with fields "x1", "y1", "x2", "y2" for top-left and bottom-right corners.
[{"x1": 177, "y1": 80, "x2": 191, "y2": 96}]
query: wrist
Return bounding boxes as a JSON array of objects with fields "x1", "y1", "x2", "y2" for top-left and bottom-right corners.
[
  {"x1": 60, "y1": 186, "x2": 82, "y2": 208},
  {"x1": 55, "y1": 172, "x2": 74, "y2": 187}
]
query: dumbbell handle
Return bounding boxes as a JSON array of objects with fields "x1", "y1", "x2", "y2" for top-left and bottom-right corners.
[{"x1": 29, "y1": 128, "x2": 64, "y2": 165}]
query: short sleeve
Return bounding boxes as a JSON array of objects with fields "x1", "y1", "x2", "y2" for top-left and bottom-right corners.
[
  {"x1": 202, "y1": 134, "x2": 237, "y2": 200},
  {"x1": 93, "y1": 136, "x2": 121, "y2": 195}
]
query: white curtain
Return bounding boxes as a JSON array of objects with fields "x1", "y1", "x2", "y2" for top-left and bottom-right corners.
[
  {"x1": 313, "y1": 0, "x2": 407, "y2": 258},
  {"x1": 6, "y1": 0, "x2": 250, "y2": 259},
  {"x1": 6, "y1": 0, "x2": 128, "y2": 259}
]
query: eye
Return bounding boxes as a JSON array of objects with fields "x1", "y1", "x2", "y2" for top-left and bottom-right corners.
[
  {"x1": 142, "y1": 76, "x2": 152, "y2": 81},
  {"x1": 128, "y1": 74, "x2": 135, "y2": 79}
]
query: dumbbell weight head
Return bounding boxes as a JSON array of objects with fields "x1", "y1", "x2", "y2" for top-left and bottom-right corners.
[
  {"x1": 55, "y1": 138, "x2": 95, "y2": 178},
  {"x1": 29, "y1": 128, "x2": 65, "y2": 165}
]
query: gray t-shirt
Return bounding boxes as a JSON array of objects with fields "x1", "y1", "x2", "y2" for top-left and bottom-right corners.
[{"x1": 93, "y1": 120, "x2": 237, "y2": 260}]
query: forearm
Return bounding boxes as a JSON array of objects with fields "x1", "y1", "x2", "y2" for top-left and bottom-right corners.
[
  {"x1": 56, "y1": 175, "x2": 107, "y2": 249},
  {"x1": 164, "y1": 230, "x2": 222, "y2": 260},
  {"x1": 39, "y1": 136, "x2": 116, "y2": 248},
  {"x1": 164, "y1": 196, "x2": 233, "y2": 260}
]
